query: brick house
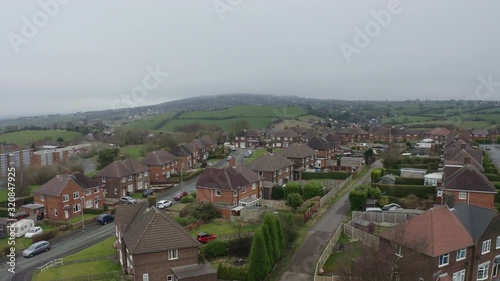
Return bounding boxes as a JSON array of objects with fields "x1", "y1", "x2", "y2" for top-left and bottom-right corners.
[
  {"x1": 425, "y1": 127, "x2": 452, "y2": 146},
  {"x1": 281, "y1": 143, "x2": 318, "y2": 180},
  {"x1": 444, "y1": 140, "x2": 483, "y2": 172},
  {"x1": 170, "y1": 143, "x2": 195, "y2": 170},
  {"x1": 234, "y1": 130, "x2": 261, "y2": 148},
  {"x1": 189, "y1": 138, "x2": 209, "y2": 161},
  {"x1": 470, "y1": 129, "x2": 490, "y2": 142},
  {"x1": 437, "y1": 164, "x2": 497, "y2": 209},
  {"x1": 246, "y1": 152, "x2": 293, "y2": 186},
  {"x1": 199, "y1": 135, "x2": 218, "y2": 152},
  {"x1": 307, "y1": 136, "x2": 335, "y2": 169},
  {"x1": 33, "y1": 172, "x2": 104, "y2": 221},
  {"x1": 337, "y1": 127, "x2": 369, "y2": 142},
  {"x1": 95, "y1": 159, "x2": 150, "y2": 198},
  {"x1": 375, "y1": 204, "x2": 500, "y2": 281},
  {"x1": 196, "y1": 159, "x2": 262, "y2": 209},
  {"x1": 269, "y1": 129, "x2": 301, "y2": 148},
  {"x1": 141, "y1": 150, "x2": 177, "y2": 185},
  {"x1": 115, "y1": 203, "x2": 216, "y2": 281}
]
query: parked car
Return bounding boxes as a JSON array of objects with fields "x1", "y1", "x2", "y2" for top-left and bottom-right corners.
[
  {"x1": 486, "y1": 146, "x2": 491, "y2": 150},
  {"x1": 174, "y1": 191, "x2": 188, "y2": 201},
  {"x1": 142, "y1": 189, "x2": 154, "y2": 197},
  {"x1": 244, "y1": 152, "x2": 250, "y2": 158},
  {"x1": 24, "y1": 226, "x2": 43, "y2": 238},
  {"x1": 96, "y1": 214, "x2": 114, "y2": 225},
  {"x1": 382, "y1": 203, "x2": 402, "y2": 211},
  {"x1": 23, "y1": 240, "x2": 50, "y2": 258},
  {"x1": 156, "y1": 200, "x2": 173, "y2": 209},
  {"x1": 120, "y1": 196, "x2": 137, "y2": 204},
  {"x1": 196, "y1": 232, "x2": 217, "y2": 244},
  {"x1": 227, "y1": 155, "x2": 232, "y2": 161},
  {"x1": 230, "y1": 145, "x2": 236, "y2": 151},
  {"x1": 247, "y1": 150, "x2": 252, "y2": 155},
  {"x1": 365, "y1": 207, "x2": 383, "y2": 213}
]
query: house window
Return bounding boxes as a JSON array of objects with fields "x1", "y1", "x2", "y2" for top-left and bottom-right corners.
[
  {"x1": 496, "y1": 236, "x2": 500, "y2": 249},
  {"x1": 458, "y1": 192, "x2": 466, "y2": 200},
  {"x1": 86, "y1": 199, "x2": 92, "y2": 208},
  {"x1": 477, "y1": 262, "x2": 489, "y2": 280},
  {"x1": 54, "y1": 209, "x2": 58, "y2": 216},
  {"x1": 40, "y1": 194, "x2": 45, "y2": 201},
  {"x1": 128, "y1": 175, "x2": 133, "y2": 181},
  {"x1": 242, "y1": 187, "x2": 246, "y2": 194},
  {"x1": 493, "y1": 259, "x2": 500, "y2": 278},
  {"x1": 233, "y1": 190, "x2": 237, "y2": 197},
  {"x1": 142, "y1": 274, "x2": 149, "y2": 281},
  {"x1": 482, "y1": 239, "x2": 491, "y2": 254},
  {"x1": 456, "y1": 248, "x2": 466, "y2": 261},
  {"x1": 128, "y1": 184, "x2": 133, "y2": 192},
  {"x1": 144, "y1": 171, "x2": 148, "y2": 177},
  {"x1": 137, "y1": 181, "x2": 143, "y2": 190},
  {"x1": 121, "y1": 177, "x2": 126, "y2": 183},
  {"x1": 62, "y1": 194, "x2": 69, "y2": 202},
  {"x1": 216, "y1": 189, "x2": 221, "y2": 197},
  {"x1": 94, "y1": 187, "x2": 100, "y2": 193},
  {"x1": 101, "y1": 177, "x2": 106, "y2": 183},
  {"x1": 395, "y1": 245, "x2": 402, "y2": 257},
  {"x1": 452, "y1": 269, "x2": 465, "y2": 281},
  {"x1": 73, "y1": 203, "x2": 81, "y2": 213},
  {"x1": 167, "y1": 275, "x2": 173, "y2": 281},
  {"x1": 438, "y1": 253, "x2": 449, "y2": 267},
  {"x1": 138, "y1": 173, "x2": 142, "y2": 178},
  {"x1": 156, "y1": 174, "x2": 159, "y2": 180},
  {"x1": 162, "y1": 165, "x2": 166, "y2": 170},
  {"x1": 252, "y1": 183, "x2": 256, "y2": 190},
  {"x1": 114, "y1": 188, "x2": 118, "y2": 195},
  {"x1": 85, "y1": 189, "x2": 91, "y2": 196},
  {"x1": 73, "y1": 192, "x2": 79, "y2": 199},
  {"x1": 168, "y1": 249, "x2": 178, "y2": 260}
]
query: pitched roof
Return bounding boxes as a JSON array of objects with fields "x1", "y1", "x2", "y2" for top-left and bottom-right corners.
[
  {"x1": 427, "y1": 127, "x2": 451, "y2": 137},
  {"x1": 337, "y1": 127, "x2": 368, "y2": 135},
  {"x1": 200, "y1": 135, "x2": 217, "y2": 146},
  {"x1": 270, "y1": 129, "x2": 300, "y2": 138},
  {"x1": 196, "y1": 165, "x2": 260, "y2": 191},
  {"x1": 307, "y1": 136, "x2": 334, "y2": 151},
  {"x1": 445, "y1": 132, "x2": 472, "y2": 147},
  {"x1": 452, "y1": 203, "x2": 497, "y2": 243},
  {"x1": 34, "y1": 172, "x2": 101, "y2": 196},
  {"x1": 141, "y1": 150, "x2": 177, "y2": 166},
  {"x1": 115, "y1": 202, "x2": 149, "y2": 234},
  {"x1": 246, "y1": 153, "x2": 293, "y2": 172},
  {"x1": 471, "y1": 129, "x2": 489, "y2": 136},
  {"x1": 190, "y1": 139, "x2": 207, "y2": 150},
  {"x1": 379, "y1": 205, "x2": 473, "y2": 257},
  {"x1": 96, "y1": 158, "x2": 149, "y2": 178},
  {"x1": 123, "y1": 207, "x2": 199, "y2": 254},
  {"x1": 170, "y1": 143, "x2": 193, "y2": 157},
  {"x1": 282, "y1": 143, "x2": 317, "y2": 159},
  {"x1": 443, "y1": 164, "x2": 496, "y2": 193}
]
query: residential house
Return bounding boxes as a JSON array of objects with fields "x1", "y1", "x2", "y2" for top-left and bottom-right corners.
[
  {"x1": 196, "y1": 158, "x2": 262, "y2": 215},
  {"x1": 307, "y1": 136, "x2": 335, "y2": 169},
  {"x1": 444, "y1": 141, "x2": 483, "y2": 172},
  {"x1": 170, "y1": 143, "x2": 195, "y2": 170},
  {"x1": 141, "y1": 150, "x2": 177, "y2": 185},
  {"x1": 246, "y1": 152, "x2": 294, "y2": 186},
  {"x1": 269, "y1": 129, "x2": 301, "y2": 148},
  {"x1": 33, "y1": 172, "x2": 104, "y2": 221},
  {"x1": 425, "y1": 127, "x2": 451, "y2": 146},
  {"x1": 291, "y1": 126, "x2": 314, "y2": 143},
  {"x1": 115, "y1": 202, "x2": 216, "y2": 281},
  {"x1": 234, "y1": 130, "x2": 260, "y2": 148},
  {"x1": 95, "y1": 159, "x2": 150, "y2": 198},
  {"x1": 199, "y1": 135, "x2": 218, "y2": 152},
  {"x1": 331, "y1": 157, "x2": 365, "y2": 172},
  {"x1": 189, "y1": 138, "x2": 209, "y2": 162},
  {"x1": 337, "y1": 127, "x2": 369, "y2": 142},
  {"x1": 470, "y1": 129, "x2": 490, "y2": 142},
  {"x1": 281, "y1": 143, "x2": 317, "y2": 180},
  {"x1": 437, "y1": 164, "x2": 497, "y2": 209},
  {"x1": 0, "y1": 142, "x2": 19, "y2": 152}
]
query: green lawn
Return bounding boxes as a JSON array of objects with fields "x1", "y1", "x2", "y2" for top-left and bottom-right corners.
[
  {"x1": 191, "y1": 219, "x2": 258, "y2": 239},
  {"x1": 0, "y1": 130, "x2": 82, "y2": 146},
  {"x1": 64, "y1": 236, "x2": 116, "y2": 262},
  {"x1": 120, "y1": 144, "x2": 146, "y2": 159},
  {"x1": 67, "y1": 213, "x2": 97, "y2": 224},
  {"x1": 33, "y1": 260, "x2": 121, "y2": 281},
  {"x1": 321, "y1": 236, "x2": 361, "y2": 274}
]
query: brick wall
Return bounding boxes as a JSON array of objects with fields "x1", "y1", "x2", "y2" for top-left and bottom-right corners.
[
  {"x1": 132, "y1": 247, "x2": 199, "y2": 281},
  {"x1": 450, "y1": 190, "x2": 495, "y2": 209}
]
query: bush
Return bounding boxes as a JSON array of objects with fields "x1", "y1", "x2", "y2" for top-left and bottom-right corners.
[
  {"x1": 384, "y1": 169, "x2": 401, "y2": 176},
  {"x1": 179, "y1": 205, "x2": 194, "y2": 218},
  {"x1": 371, "y1": 169, "x2": 383, "y2": 183},
  {"x1": 191, "y1": 203, "x2": 221, "y2": 222},
  {"x1": 271, "y1": 185, "x2": 285, "y2": 200},
  {"x1": 400, "y1": 194, "x2": 419, "y2": 209},
  {"x1": 180, "y1": 195, "x2": 194, "y2": 203},
  {"x1": 486, "y1": 174, "x2": 500, "y2": 182},
  {"x1": 372, "y1": 183, "x2": 435, "y2": 199},
  {"x1": 349, "y1": 187, "x2": 368, "y2": 211},
  {"x1": 217, "y1": 264, "x2": 247, "y2": 281},
  {"x1": 302, "y1": 171, "x2": 350, "y2": 180},
  {"x1": 284, "y1": 182, "x2": 302, "y2": 197},
  {"x1": 83, "y1": 208, "x2": 105, "y2": 215},
  {"x1": 303, "y1": 182, "x2": 324, "y2": 200},
  {"x1": 190, "y1": 192, "x2": 196, "y2": 198},
  {"x1": 227, "y1": 236, "x2": 253, "y2": 257},
  {"x1": 175, "y1": 216, "x2": 197, "y2": 227},
  {"x1": 32, "y1": 230, "x2": 58, "y2": 243},
  {"x1": 285, "y1": 193, "x2": 303, "y2": 210},
  {"x1": 395, "y1": 177, "x2": 424, "y2": 185},
  {"x1": 278, "y1": 212, "x2": 298, "y2": 248},
  {"x1": 485, "y1": 168, "x2": 499, "y2": 174},
  {"x1": 201, "y1": 240, "x2": 228, "y2": 258}
]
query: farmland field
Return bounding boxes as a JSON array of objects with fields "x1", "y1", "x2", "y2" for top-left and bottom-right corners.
[
  {"x1": 125, "y1": 112, "x2": 176, "y2": 130},
  {"x1": 0, "y1": 130, "x2": 82, "y2": 146},
  {"x1": 161, "y1": 117, "x2": 273, "y2": 132},
  {"x1": 177, "y1": 105, "x2": 308, "y2": 120}
]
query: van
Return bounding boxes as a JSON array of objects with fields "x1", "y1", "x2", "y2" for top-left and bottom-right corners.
[
  {"x1": 14, "y1": 219, "x2": 35, "y2": 238},
  {"x1": 365, "y1": 207, "x2": 383, "y2": 213}
]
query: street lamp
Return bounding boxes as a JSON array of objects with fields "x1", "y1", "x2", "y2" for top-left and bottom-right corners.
[{"x1": 80, "y1": 196, "x2": 85, "y2": 231}]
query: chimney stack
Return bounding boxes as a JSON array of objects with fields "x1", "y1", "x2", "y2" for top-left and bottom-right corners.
[
  {"x1": 65, "y1": 168, "x2": 73, "y2": 175},
  {"x1": 229, "y1": 157, "x2": 236, "y2": 167},
  {"x1": 464, "y1": 156, "x2": 471, "y2": 165}
]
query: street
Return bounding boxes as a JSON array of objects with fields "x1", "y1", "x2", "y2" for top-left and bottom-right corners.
[
  {"x1": 0, "y1": 222, "x2": 114, "y2": 281},
  {"x1": 482, "y1": 144, "x2": 500, "y2": 169}
]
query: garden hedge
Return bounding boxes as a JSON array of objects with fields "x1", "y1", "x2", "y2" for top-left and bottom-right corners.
[
  {"x1": 372, "y1": 183, "x2": 435, "y2": 199},
  {"x1": 485, "y1": 174, "x2": 500, "y2": 182},
  {"x1": 302, "y1": 171, "x2": 350, "y2": 180},
  {"x1": 395, "y1": 177, "x2": 425, "y2": 185}
]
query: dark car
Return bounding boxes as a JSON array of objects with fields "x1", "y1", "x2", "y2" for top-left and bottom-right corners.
[
  {"x1": 23, "y1": 240, "x2": 50, "y2": 258},
  {"x1": 142, "y1": 189, "x2": 154, "y2": 197},
  {"x1": 382, "y1": 203, "x2": 402, "y2": 211},
  {"x1": 174, "y1": 191, "x2": 189, "y2": 201},
  {"x1": 196, "y1": 232, "x2": 216, "y2": 244},
  {"x1": 96, "y1": 214, "x2": 114, "y2": 225}
]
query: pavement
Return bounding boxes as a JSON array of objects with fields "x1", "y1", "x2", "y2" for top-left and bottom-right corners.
[{"x1": 279, "y1": 160, "x2": 383, "y2": 281}]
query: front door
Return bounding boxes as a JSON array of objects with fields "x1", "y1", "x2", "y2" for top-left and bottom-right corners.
[
  {"x1": 64, "y1": 210, "x2": 69, "y2": 219},
  {"x1": 95, "y1": 198, "x2": 100, "y2": 208}
]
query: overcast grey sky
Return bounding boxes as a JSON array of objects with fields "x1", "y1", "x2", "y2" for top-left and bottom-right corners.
[{"x1": 1, "y1": 0, "x2": 500, "y2": 118}]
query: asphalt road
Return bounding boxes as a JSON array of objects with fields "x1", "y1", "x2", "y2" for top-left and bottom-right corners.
[
  {"x1": 0, "y1": 222, "x2": 114, "y2": 281},
  {"x1": 482, "y1": 144, "x2": 500, "y2": 168},
  {"x1": 280, "y1": 160, "x2": 383, "y2": 281}
]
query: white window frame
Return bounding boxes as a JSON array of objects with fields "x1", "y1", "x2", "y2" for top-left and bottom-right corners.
[
  {"x1": 252, "y1": 183, "x2": 256, "y2": 190},
  {"x1": 73, "y1": 203, "x2": 81, "y2": 213},
  {"x1": 438, "y1": 253, "x2": 449, "y2": 267},
  {"x1": 138, "y1": 173, "x2": 142, "y2": 178},
  {"x1": 121, "y1": 177, "x2": 126, "y2": 183},
  {"x1": 242, "y1": 187, "x2": 246, "y2": 194},
  {"x1": 54, "y1": 208, "x2": 58, "y2": 217},
  {"x1": 167, "y1": 275, "x2": 173, "y2": 281},
  {"x1": 458, "y1": 192, "x2": 466, "y2": 200},
  {"x1": 144, "y1": 171, "x2": 148, "y2": 177},
  {"x1": 40, "y1": 194, "x2": 45, "y2": 201},
  {"x1": 233, "y1": 190, "x2": 237, "y2": 197},
  {"x1": 114, "y1": 187, "x2": 118, "y2": 195},
  {"x1": 85, "y1": 199, "x2": 92, "y2": 208},
  {"x1": 143, "y1": 273, "x2": 149, "y2": 281},
  {"x1": 128, "y1": 175, "x2": 133, "y2": 181},
  {"x1": 94, "y1": 187, "x2": 100, "y2": 193},
  {"x1": 482, "y1": 239, "x2": 491, "y2": 255},
  {"x1": 168, "y1": 249, "x2": 178, "y2": 260},
  {"x1": 85, "y1": 189, "x2": 91, "y2": 196},
  {"x1": 395, "y1": 245, "x2": 402, "y2": 258},
  {"x1": 496, "y1": 236, "x2": 500, "y2": 249},
  {"x1": 216, "y1": 189, "x2": 221, "y2": 197},
  {"x1": 477, "y1": 262, "x2": 489, "y2": 280},
  {"x1": 73, "y1": 191, "x2": 79, "y2": 199},
  {"x1": 62, "y1": 194, "x2": 69, "y2": 202},
  {"x1": 101, "y1": 177, "x2": 106, "y2": 183},
  {"x1": 452, "y1": 269, "x2": 465, "y2": 281},
  {"x1": 456, "y1": 248, "x2": 466, "y2": 261}
]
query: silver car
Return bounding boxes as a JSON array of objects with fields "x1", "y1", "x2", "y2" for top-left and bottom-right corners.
[
  {"x1": 23, "y1": 240, "x2": 50, "y2": 258},
  {"x1": 120, "y1": 196, "x2": 137, "y2": 204}
]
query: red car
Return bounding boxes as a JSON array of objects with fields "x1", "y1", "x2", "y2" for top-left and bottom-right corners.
[
  {"x1": 197, "y1": 232, "x2": 216, "y2": 244},
  {"x1": 174, "y1": 191, "x2": 189, "y2": 201}
]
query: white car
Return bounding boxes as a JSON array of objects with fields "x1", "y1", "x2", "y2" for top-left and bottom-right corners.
[
  {"x1": 24, "y1": 226, "x2": 43, "y2": 238},
  {"x1": 157, "y1": 200, "x2": 173, "y2": 209}
]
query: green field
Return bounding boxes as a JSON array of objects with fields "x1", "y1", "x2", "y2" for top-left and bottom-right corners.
[
  {"x1": 125, "y1": 112, "x2": 176, "y2": 130},
  {"x1": 120, "y1": 144, "x2": 146, "y2": 159},
  {"x1": 64, "y1": 236, "x2": 116, "y2": 262},
  {"x1": 161, "y1": 117, "x2": 275, "y2": 132},
  {"x1": 0, "y1": 130, "x2": 82, "y2": 146},
  {"x1": 177, "y1": 105, "x2": 308, "y2": 119},
  {"x1": 33, "y1": 260, "x2": 121, "y2": 281}
]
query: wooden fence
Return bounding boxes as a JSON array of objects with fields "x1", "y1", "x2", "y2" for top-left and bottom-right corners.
[
  {"x1": 315, "y1": 224, "x2": 343, "y2": 275},
  {"x1": 259, "y1": 199, "x2": 291, "y2": 210},
  {"x1": 304, "y1": 201, "x2": 321, "y2": 223},
  {"x1": 319, "y1": 175, "x2": 353, "y2": 206},
  {"x1": 343, "y1": 224, "x2": 379, "y2": 249},
  {"x1": 351, "y1": 211, "x2": 417, "y2": 224}
]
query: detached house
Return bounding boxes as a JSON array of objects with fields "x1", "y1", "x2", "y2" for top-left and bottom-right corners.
[
  {"x1": 95, "y1": 159, "x2": 150, "y2": 198},
  {"x1": 196, "y1": 159, "x2": 262, "y2": 212},
  {"x1": 425, "y1": 127, "x2": 451, "y2": 146},
  {"x1": 34, "y1": 172, "x2": 104, "y2": 221},
  {"x1": 281, "y1": 143, "x2": 317, "y2": 180},
  {"x1": 115, "y1": 203, "x2": 216, "y2": 281},
  {"x1": 141, "y1": 150, "x2": 177, "y2": 185}
]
